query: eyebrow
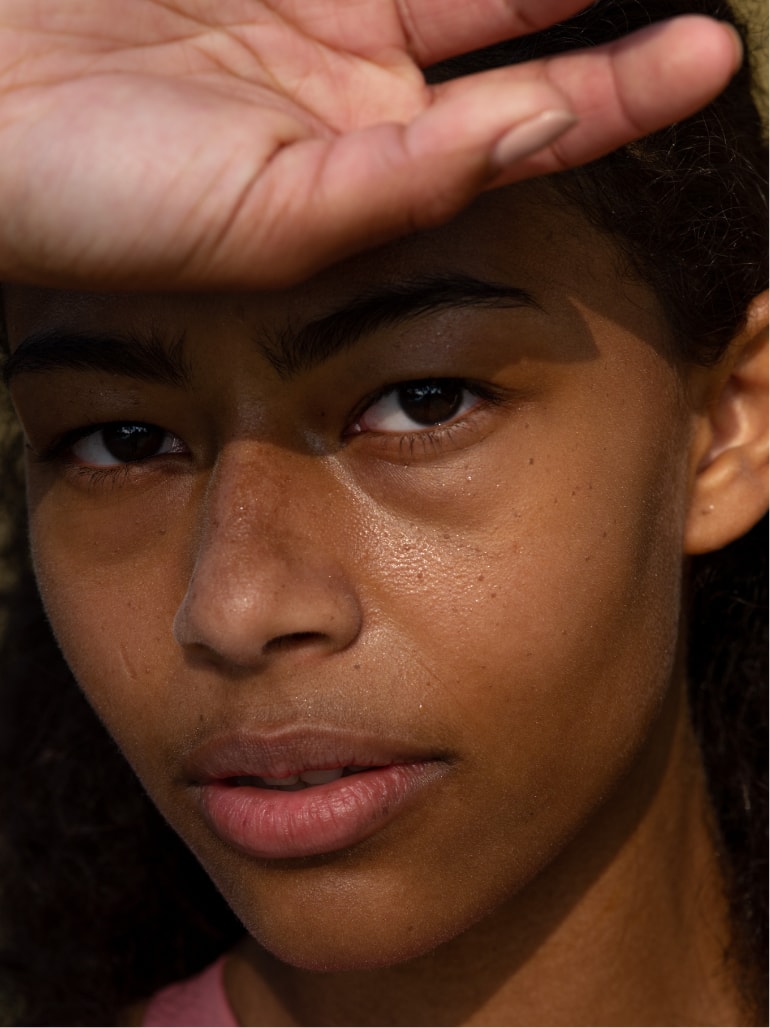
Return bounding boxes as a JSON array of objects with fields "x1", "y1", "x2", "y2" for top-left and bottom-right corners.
[
  {"x1": 2, "y1": 274, "x2": 539, "y2": 387},
  {"x1": 2, "y1": 330, "x2": 190, "y2": 387},
  {"x1": 263, "y1": 273, "x2": 540, "y2": 378}
]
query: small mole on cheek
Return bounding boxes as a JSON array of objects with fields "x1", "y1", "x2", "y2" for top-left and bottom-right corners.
[{"x1": 528, "y1": 457, "x2": 535, "y2": 465}]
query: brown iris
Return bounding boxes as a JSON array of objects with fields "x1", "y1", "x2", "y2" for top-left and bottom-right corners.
[
  {"x1": 96, "y1": 423, "x2": 168, "y2": 462},
  {"x1": 396, "y1": 381, "x2": 464, "y2": 426}
]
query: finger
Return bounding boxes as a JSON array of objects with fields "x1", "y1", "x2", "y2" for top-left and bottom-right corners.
[
  {"x1": 393, "y1": 0, "x2": 592, "y2": 65},
  {"x1": 194, "y1": 80, "x2": 575, "y2": 288},
  {"x1": 481, "y1": 16, "x2": 743, "y2": 183}
]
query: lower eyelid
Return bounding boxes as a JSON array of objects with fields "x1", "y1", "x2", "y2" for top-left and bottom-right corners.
[{"x1": 351, "y1": 401, "x2": 502, "y2": 463}]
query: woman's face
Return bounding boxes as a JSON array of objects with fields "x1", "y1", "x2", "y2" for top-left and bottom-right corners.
[{"x1": 5, "y1": 186, "x2": 698, "y2": 970}]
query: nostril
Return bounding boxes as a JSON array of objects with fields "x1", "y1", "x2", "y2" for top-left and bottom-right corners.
[{"x1": 262, "y1": 631, "x2": 329, "y2": 656}]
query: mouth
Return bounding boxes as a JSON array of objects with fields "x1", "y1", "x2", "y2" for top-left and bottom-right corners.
[
  {"x1": 186, "y1": 728, "x2": 448, "y2": 861},
  {"x1": 230, "y1": 764, "x2": 379, "y2": 791}
]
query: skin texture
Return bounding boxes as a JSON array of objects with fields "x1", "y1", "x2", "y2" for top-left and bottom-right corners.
[
  {"x1": 0, "y1": 1, "x2": 743, "y2": 289},
  {"x1": 6, "y1": 185, "x2": 765, "y2": 1025}
]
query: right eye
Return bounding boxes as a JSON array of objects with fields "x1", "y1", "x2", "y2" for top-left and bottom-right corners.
[{"x1": 69, "y1": 422, "x2": 187, "y2": 467}]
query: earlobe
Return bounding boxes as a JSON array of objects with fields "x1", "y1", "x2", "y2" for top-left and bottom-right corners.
[{"x1": 685, "y1": 290, "x2": 769, "y2": 556}]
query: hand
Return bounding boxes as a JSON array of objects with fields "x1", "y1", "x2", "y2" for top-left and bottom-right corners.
[{"x1": 0, "y1": 0, "x2": 741, "y2": 289}]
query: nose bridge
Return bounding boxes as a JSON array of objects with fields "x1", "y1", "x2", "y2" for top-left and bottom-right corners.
[
  {"x1": 206, "y1": 444, "x2": 301, "y2": 556},
  {"x1": 174, "y1": 444, "x2": 361, "y2": 666}
]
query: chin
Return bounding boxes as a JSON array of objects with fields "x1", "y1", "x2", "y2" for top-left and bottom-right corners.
[
  {"x1": 248, "y1": 917, "x2": 456, "y2": 973},
  {"x1": 209, "y1": 858, "x2": 479, "y2": 974},
  {"x1": 233, "y1": 857, "x2": 523, "y2": 976}
]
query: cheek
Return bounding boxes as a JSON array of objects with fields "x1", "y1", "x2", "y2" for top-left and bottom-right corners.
[
  {"x1": 354, "y1": 390, "x2": 690, "y2": 833},
  {"x1": 363, "y1": 430, "x2": 685, "y2": 678},
  {"x1": 26, "y1": 478, "x2": 192, "y2": 752}
]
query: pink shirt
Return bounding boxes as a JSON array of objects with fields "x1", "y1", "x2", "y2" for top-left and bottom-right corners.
[{"x1": 142, "y1": 956, "x2": 238, "y2": 1027}]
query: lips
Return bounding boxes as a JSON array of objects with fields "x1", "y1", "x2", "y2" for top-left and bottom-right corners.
[{"x1": 185, "y1": 728, "x2": 448, "y2": 861}]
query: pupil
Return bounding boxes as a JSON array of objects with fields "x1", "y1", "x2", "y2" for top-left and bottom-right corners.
[
  {"x1": 103, "y1": 424, "x2": 164, "y2": 462},
  {"x1": 399, "y1": 381, "x2": 462, "y2": 426}
]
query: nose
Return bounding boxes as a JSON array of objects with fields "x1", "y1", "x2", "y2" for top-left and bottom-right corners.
[{"x1": 173, "y1": 447, "x2": 362, "y2": 669}]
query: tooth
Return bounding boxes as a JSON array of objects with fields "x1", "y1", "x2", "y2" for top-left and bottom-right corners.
[
  {"x1": 299, "y1": 768, "x2": 344, "y2": 786},
  {"x1": 261, "y1": 774, "x2": 300, "y2": 787}
]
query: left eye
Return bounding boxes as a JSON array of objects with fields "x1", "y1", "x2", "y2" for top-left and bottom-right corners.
[
  {"x1": 355, "y1": 380, "x2": 480, "y2": 433},
  {"x1": 69, "y1": 423, "x2": 186, "y2": 466}
]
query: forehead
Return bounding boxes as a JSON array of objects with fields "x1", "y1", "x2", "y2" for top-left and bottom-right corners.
[{"x1": 3, "y1": 184, "x2": 667, "y2": 351}]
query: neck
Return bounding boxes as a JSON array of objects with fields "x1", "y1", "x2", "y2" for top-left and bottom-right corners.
[{"x1": 228, "y1": 680, "x2": 750, "y2": 1026}]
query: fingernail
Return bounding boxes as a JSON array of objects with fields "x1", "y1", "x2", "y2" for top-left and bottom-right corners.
[{"x1": 492, "y1": 109, "x2": 577, "y2": 169}]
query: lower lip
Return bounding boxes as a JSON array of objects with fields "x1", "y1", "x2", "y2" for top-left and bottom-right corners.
[{"x1": 199, "y1": 763, "x2": 441, "y2": 860}]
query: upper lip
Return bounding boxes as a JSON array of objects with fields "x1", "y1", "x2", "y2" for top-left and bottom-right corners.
[{"x1": 183, "y1": 725, "x2": 441, "y2": 784}]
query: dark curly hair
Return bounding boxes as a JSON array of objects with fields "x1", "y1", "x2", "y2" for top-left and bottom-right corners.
[{"x1": 0, "y1": 0, "x2": 767, "y2": 1023}]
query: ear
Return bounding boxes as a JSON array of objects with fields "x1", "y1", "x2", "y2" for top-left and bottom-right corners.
[{"x1": 684, "y1": 290, "x2": 769, "y2": 556}]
